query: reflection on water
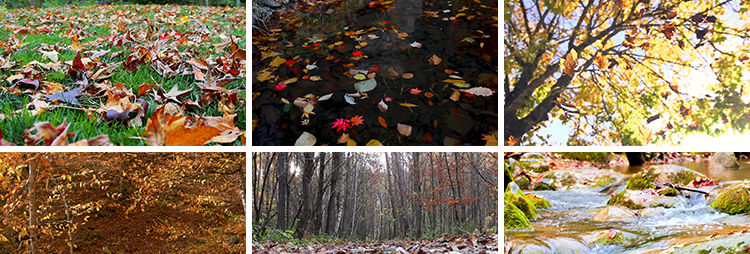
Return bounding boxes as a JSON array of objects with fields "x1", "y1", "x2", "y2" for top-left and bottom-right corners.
[
  {"x1": 604, "y1": 159, "x2": 750, "y2": 182},
  {"x1": 506, "y1": 159, "x2": 750, "y2": 254}
]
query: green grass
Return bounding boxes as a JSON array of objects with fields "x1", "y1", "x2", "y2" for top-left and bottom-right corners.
[{"x1": 0, "y1": 4, "x2": 246, "y2": 145}]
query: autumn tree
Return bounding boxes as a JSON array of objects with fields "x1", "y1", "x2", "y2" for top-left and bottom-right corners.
[{"x1": 505, "y1": 0, "x2": 750, "y2": 145}]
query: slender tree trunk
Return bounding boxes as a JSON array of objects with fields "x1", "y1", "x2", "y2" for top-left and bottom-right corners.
[
  {"x1": 276, "y1": 153, "x2": 289, "y2": 230},
  {"x1": 443, "y1": 153, "x2": 459, "y2": 224},
  {"x1": 26, "y1": 156, "x2": 39, "y2": 254},
  {"x1": 453, "y1": 153, "x2": 464, "y2": 222},
  {"x1": 311, "y1": 153, "x2": 326, "y2": 235},
  {"x1": 411, "y1": 153, "x2": 422, "y2": 238},
  {"x1": 325, "y1": 153, "x2": 342, "y2": 235}
]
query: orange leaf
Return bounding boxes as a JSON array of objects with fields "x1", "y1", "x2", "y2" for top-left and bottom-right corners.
[
  {"x1": 143, "y1": 106, "x2": 223, "y2": 146},
  {"x1": 71, "y1": 34, "x2": 81, "y2": 51},
  {"x1": 508, "y1": 136, "x2": 517, "y2": 146},
  {"x1": 378, "y1": 116, "x2": 387, "y2": 128},
  {"x1": 424, "y1": 92, "x2": 434, "y2": 98},
  {"x1": 399, "y1": 103, "x2": 418, "y2": 107}
]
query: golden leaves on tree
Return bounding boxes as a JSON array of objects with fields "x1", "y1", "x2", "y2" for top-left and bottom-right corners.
[{"x1": 562, "y1": 49, "x2": 578, "y2": 77}]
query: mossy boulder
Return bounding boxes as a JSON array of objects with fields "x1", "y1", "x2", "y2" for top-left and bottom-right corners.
[
  {"x1": 626, "y1": 165, "x2": 707, "y2": 190},
  {"x1": 532, "y1": 177, "x2": 557, "y2": 191},
  {"x1": 504, "y1": 196, "x2": 532, "y2": 230},
  {"x1": 504, "y1": 162, "x2": 513, "y2": 190},
  {"x1": 524, "y1": 193, "x2": 552, "y2": 209},
  {"x1": 514, "y1": 175, "x2": 531, "y2": 190},
  {"x1": 658, "y1": 187, "x2": 680, "y2": 196},
  {"x1": 607, "y1": 189, "x2": 683, "y2": 209},
  {"x1": 505, "y1": 191, "x2": 537, "y2": 220},
  {"x1": 710, "y1": 181, "x2": 750, "y2": 215},
  {"x1": 709, "y1": 152, "x2": 740, "y2": 169},
  {"x1": 590, "y1": 230, "x2": 627, "y2": 245}
]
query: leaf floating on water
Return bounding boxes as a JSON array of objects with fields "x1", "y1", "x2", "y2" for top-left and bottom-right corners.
[
  {"x1": 402, "y1": 73, "x2": 414, "y2": 79},
  {"x1": 397, "y1": 123, "x2": 412, "y2": 136},
  {"x1": 378, "y1": 116, "x2": 387, "y2": 128},
  {"x1": 428, "y1": 54, "x2": 442, "y2": 65},
  {"x1": 461, "y1": 87, "x2": 495, "y2": 97},
  {"x1": 354, "y1": 78, "x2": 377, "y2": 93},
  {"x1": 309, "y1": 76, "x2": 322, "y2": 81},
  {"x1": 337, "y1": 133, "x2": 349, "y2": 144},
  {"x1": 366, "y1": 139, "x2": 383, "y2": 146},
  {"x1": 269, "y1": 56, "x2": 286, "y2": 67},
  {"x1": 409, "y1": 41, "x2": 422, "y2": 48},
  {"x1": 378, "y1": 100, "x2": 388, "y2": 112},
  {"x1": 294, "y1": 131, "x2": 316, "y2": 146},
  {"x1": 344, "y1": 95, "x2": 356, "y2": 105},
  {"x1": 424, "y1": 92, "x2": 434, "y2": 98},
  {"x1": 450, "y1": 90, "x2": 461, "y2": 101},
  {"x1": 354, "y1": 74, "x2": 366, "y2": 80},
  {"x1": 319, "y1": 93, "x2": 333, "y2": 101},
  {"x1": 399, "y1": 103, "x2": 418, "y2": 108},
  {"x1": 279, "y1": 77, "x2": 298, "y2": 85},
  {"x1": 482, "y1": 133, "x2": 498, "y2": 146},
  {"x1": 448, "y1": 75, "x2": 463, "y2": 80},
  {"x1": 388, "y1": 67, "x2": 399, "y2": 77},
  {"x1": 508, "y1": 136, "x2": 517, "y2": 146}
]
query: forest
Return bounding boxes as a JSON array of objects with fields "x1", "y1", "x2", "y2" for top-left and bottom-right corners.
[
  {"x1": 0, "y1": 153, "x2": 245, "y2": 253},
  {"x1": 252, "y1": 152, "x2": 498, "y2": 252}
]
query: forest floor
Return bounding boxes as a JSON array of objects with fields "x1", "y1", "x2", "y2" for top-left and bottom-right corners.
[
  {"x1": 252, "y1": 232, "x2": 499, "y2": 253},
  {"x1": 0, "y1": 4, "x2": 245, "y2": 146},
  {"x1": 252, "y1": 0, "x2": 498, "y2": 146}
]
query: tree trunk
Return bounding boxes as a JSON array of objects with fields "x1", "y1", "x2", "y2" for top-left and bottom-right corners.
[
  {"x1": 325, "y1": 153, "x2": 342, "y2": 235},
  {"x1": 294, "y1": 152, "x2": 315, "y2": 238},
  {"x1": 311, "y1": 153, "x2": 326, "y2": 235},
  {"x1": 453, "y1": 153, "x2": 464, "y2": 222},
  {"x1": 26, "y1": 156, "x2": 39, "y2": 254},
  {"x1": 411, "y1": 153, "x2": 422, "y2": 238},
  {"x1": 275, "y1": 153, "x2": 289, "y2": 230}
]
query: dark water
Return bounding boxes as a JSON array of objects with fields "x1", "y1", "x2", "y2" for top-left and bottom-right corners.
[
  {"x1": 505, "y1": 159, "x2": 750, "y2": 254},
  {"x1": 252, "y1": 0, "x2": 498, "y2": 145}
]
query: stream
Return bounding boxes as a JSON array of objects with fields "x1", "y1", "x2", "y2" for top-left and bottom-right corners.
[{"x1": 505, "y1": 159, "x2": 750, "y2": 254}]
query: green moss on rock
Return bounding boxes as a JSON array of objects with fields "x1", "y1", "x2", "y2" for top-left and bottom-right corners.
[
  {"x1": 626, "y1": 167, "x2": 657, "y2": 190},
  {"x1": 673, "y1": 170, "x2": 701, "y2": 186},
  {"x1": 593, "y1": 230, "x2": 626, "y2": 245},
  {"x1": 505, "y1": 192, "x2": 537, "y2": 220},
  {"x1": 504, "y1": 162, "x2": 513, "y2": 190},
  {"x1": 607, "y1": 191, "x2": 644, "y2": 210},
  {"x1": 525, "y1": 193, "x2": 552, "y2": 209},
  {"x1": 659, "y1": 187, "x2": 680, "y2": 196},
  {"x1": 504, "y1": 198, "x2": 532, "y2": 229},
  {"x1": 710, "y1": 183, "x2": 750, "y2": 215}
]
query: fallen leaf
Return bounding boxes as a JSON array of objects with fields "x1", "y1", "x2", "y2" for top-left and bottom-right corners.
[
  {"x1": 388, "y1": 68, "x2": 399, "y2": 77},
  {"x1": 402, "y1": 73, "x2": 414, "y2": 79},
  {"x1": 424, "y1": 92, "x2": 434, "y2": 98},
  {"x1": 378, "y1": 100, "x2": 388, "y2": 112},
  {"x1": 399, "y1": 103, "x2": 418, "y2": 107},
  {"x1": 295, "y1": 131, "x2": 316, "y2": 146},
  {"x1": 397, "y1": 124, "x2": 412, "y2": 136},
  {"x1": 346, "y1": 138, "x2": 357, "y2": 146},
  {"x1": 508, "y1": 136, "x2": 517, "y2": 146},
  {"x1": 428, "y1": 54, "x2": 441, "y2": 65},
  {"x1": 45, "y1": 88, "x2": 83, "y2": 104},
  {"x1": 450, "y1": 90, "x2": 460, "y2": 101},
  {"x1": 269, "y1": 56, "x2": 286, "y2": 67},
  {"x1": 378, "y1": 116, "x2": 387, "y2": 128},
  {"x1": 366, "y1": 139, "x2": 383, "y2": 146},
  {"x1": 337, "y1": 133, "x2": 349, "y2": 144},
  {"x1": 142, "y1": 106, "x2": 223, "y2": 146},
  {"x1": 461, "y1": 87, "x2": 495, "y2": 97}
]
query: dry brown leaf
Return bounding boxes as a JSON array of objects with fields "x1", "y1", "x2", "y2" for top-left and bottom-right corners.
[
  {"x1": 402, "y1": 73, "x2": 414, "y2": 79},
  {"x1": 428, "y1": 54, "x2": 442, "y2": 65},
  {"x1": 450, "y1": 90, "x2": 461, "y2": 101},
  {"x1": 142, "y1": 106, "x2": 223, "y2": 146},
  {"x1": 337, "y1": 133, "x2": 350, "y2": 144},
  {"x1": 388, "y1": 68, "x2": 399, "y2": 77},
  {"x1": 397, "y1": 123, "x2": 412, "y2": 136}
]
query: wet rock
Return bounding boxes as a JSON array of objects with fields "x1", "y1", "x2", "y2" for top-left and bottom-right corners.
[
  {"x1": 524, "y1": 193, "x2": 552, "y2": 209},
  {"x1": 660, "y1": 232, "x2": 750, "y2": 254},
  {"x1": 504, "y1": 162, "x2": 513, "y2": 190},
  {"x1": 709, "y1": 181, "x2": 750, "y2": 215},
  {"x1": 513, "y1": 175, "x2": 530, "y2": 190},
  {"x1": 625, "y1": 165, "x2": 708, "y2": 190},
  {"x1": 505, "y1": 237, "x2": 590, "y2": 254},
  {"x1": 504, "y1": 199, "x2": 532, "y2": 230},
  {"x1": 658, "y1": 187, "x2": 680, "y2": 196},
  {"x1": 588, "y1": 229, "x2": 628, "y2": 245},
  {"x1": 634, "y1": 207, "x2": 665, "y2": 218},
  {"x1": 505, "y1": 191, "x2": 536, "y2": 221},
  {"x1": 591, "y1": 205, "x2": 636, "y2": 222},
  {"x1": 709, "y1": 152, "x2": 740, "y2": 169},
  {"x1": 532, "y1": 177, "x2": 557, "y2": 191},
  {"x1": 607, "y1": 189, "x2": 684, "y2": 209}
]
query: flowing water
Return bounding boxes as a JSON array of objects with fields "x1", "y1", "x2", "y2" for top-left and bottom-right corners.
[{"x1": 505, "y1": 159, "x2": 750, "y2": 254}]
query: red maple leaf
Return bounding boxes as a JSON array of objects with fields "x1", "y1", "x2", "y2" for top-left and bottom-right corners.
[
  {"x1": 608, "y1": 229, "x2": 617, "y2": 239},
  {"x1": 338, "y1": 45, "x2": 346, "y2": 49},
  {"x1": 274, "y1": 83, "x2": 286, "y2": 91},
  {"x1": 331, "y1": 118, "x2": 352, "y2": 132},
  {"x1": 285, "y1": 59, "x2": 296, "y2": 66},
  {"x1": 350, "y1": 115, "x2": 364, "y2": 126},
  {"x1": 353, "y1": 51, "x2": 364, "y2": 57},
  {"x1": 409, "y1": 88, "x2": 422, "y2": 94}
]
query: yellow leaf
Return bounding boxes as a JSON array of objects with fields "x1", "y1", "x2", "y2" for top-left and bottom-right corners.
[
  {"x1": 442, "y1": 79, "x2": 466, "y2": 83},
  {"x1": 71, "y1": 34, "x2": 81, "y2": 51},
  {"x1": 429, "y1": 54, "x2": 441, "y2": 65},
  {"x1": 347, "y1": 139, "x2": 357, "y2": 146},
  {"x1": 256, "y1": 69, "x2": 275, "y2": 82},
  {"x1": 261, "y1": 51, "x2": 281, "y2": 60},
  {"x1": 279, "y1": 77, "x2": 298, "y2": 85},
  {"x1": 269, "y1": 56, "x2": 286, "y2": 67},
  {"x1": 366, "y1": 139, "x2": 383, "y2": 146},
  {"x1": 399, "y1": 103, "x2": 418, "y2": 108},
  {"x1": 563, "y1": 49, "x2": 578, "y2": 77}
]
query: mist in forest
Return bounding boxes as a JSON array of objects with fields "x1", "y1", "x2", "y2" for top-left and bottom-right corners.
[{"x1": 252, "y1": 152, "x2": 498, "y2": 241}]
